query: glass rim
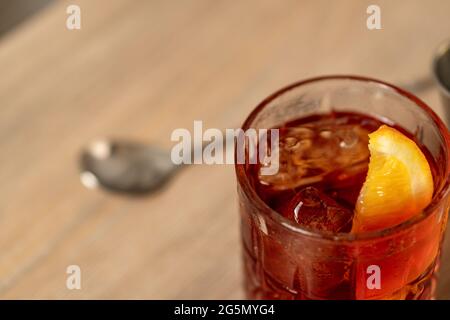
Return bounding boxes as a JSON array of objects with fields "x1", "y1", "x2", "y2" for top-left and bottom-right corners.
[{"x1": 235, "y1": 74, "x2": 450, "y2": 243}]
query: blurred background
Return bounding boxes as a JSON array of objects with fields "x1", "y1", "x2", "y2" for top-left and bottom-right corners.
[
  {"x1": 0, "y1": 0, "x2": 449, "y2": 299},
  {"x1": 0, "y1": 0, "x2": 53, "y2": 36}
]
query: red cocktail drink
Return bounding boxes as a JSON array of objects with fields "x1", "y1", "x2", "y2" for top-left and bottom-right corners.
[{"x1": 235, "y1": 76, "x2": 450, "y2": 299}]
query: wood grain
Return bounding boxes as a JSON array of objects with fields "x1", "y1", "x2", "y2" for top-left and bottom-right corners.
[{"x1": 0, "y1": 0, "x2": 449, "y2": 299}]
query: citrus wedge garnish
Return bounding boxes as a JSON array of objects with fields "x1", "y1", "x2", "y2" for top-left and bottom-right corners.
[{"x1": 352, "y1": 125, "x2": 434, "y2": 233}]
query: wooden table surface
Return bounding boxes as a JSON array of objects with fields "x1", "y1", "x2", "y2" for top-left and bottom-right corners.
[{"x1": 1, "y1": 0, "x2": 450, "y2": 299}]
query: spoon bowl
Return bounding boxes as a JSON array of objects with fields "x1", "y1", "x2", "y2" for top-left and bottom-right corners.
[{"x1": 80, "y1": 139, "x2": 177, "y2": 194}]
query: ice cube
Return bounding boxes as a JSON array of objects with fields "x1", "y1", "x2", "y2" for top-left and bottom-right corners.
[
  {"x1": 258, "y1": 122, "x2": 370, "y2": 191},
  {"x1": 334, "y1": 125, "x2": 370, "y2": 166},
  {"x1": 323, "y1": 162, "x2": 368, "y2": 209},
  {"x1": 280, "y1": 187, "x2": 353, "y2": 233}
]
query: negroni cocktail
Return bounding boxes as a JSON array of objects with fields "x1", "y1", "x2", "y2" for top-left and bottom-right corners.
[{"x1": 235, "y1": 76, "x2": 450, "y2": 300}]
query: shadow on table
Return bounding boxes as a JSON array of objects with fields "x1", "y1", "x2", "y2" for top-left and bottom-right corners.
[{"x1": 0, "y1": 0, "x2": 54, "y2": 38}]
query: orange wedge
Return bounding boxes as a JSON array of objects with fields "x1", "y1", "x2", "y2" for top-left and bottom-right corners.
[{"x1": 352, "y1": 125, "x2": 434, "y2": 233}]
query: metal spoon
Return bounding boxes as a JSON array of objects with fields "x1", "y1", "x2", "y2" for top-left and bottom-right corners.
[{"x1": 80, "y1": 139, "x2": 178, "y2": 194}]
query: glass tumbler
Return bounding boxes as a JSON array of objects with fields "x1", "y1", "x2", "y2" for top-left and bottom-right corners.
[{"x1": 235, "y1": 75, "x2": 450, "y2": 300}]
